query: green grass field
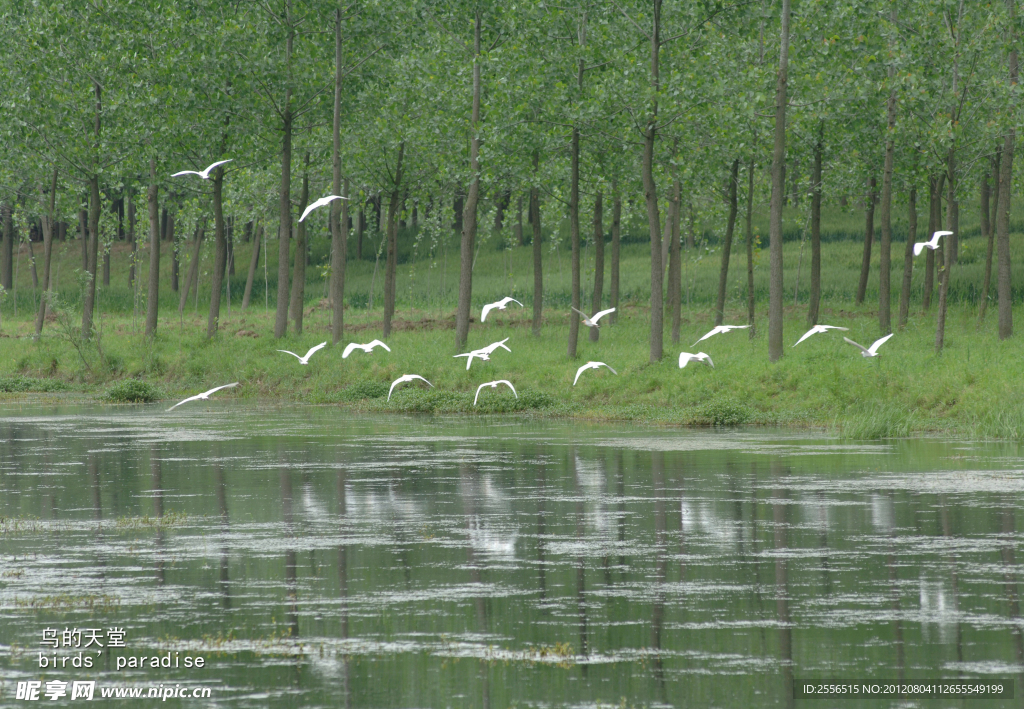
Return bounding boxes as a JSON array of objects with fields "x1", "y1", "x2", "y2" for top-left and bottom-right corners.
[{"x1": 2, "y1": 202, "x2": 1024, "y2": 439}]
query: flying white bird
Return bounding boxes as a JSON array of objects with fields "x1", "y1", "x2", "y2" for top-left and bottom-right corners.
[
  {"x1": 342, "y1": 339, "x2": 391, "y2": 359},
  {"x1": 571, "y1": 306, "x2": 616, "y2": 328},
  {"x1": 474, "y1": 380, "x2": 518, "y2": 405},
  {"x1": 844, "y1": 333, "x2": 894, "y2": 358},
  {"x1": 277, "y1": 341, "x2": 327, "y2": 365},
  {"x1": 913, "y1": 231, "x2": 953, "y2": 256},
  {"x1": 792, "y1": 324, "x2": 850, "y2": 347},
  {"x1": 299, "y1": 194, "x2": 349, "y2": 222},
  {"x1": 573, "y1": 361, "x2": 617, "y2": 386},
  {"x1": 678, "y1": 352, "x2": 714, "y2": 369},
  {"x1": 481, "y1": 297, "x2": 523, "y2": 322},
  {"x1": 171, "y1": 159, "x2": 233, "y2": 180},
  {"x1": 454, "y1": 350, "x2": 491, "y2": 370},
  {"x1": 478, "y1": 338, "x2": 511, "y2": 355},
  {"x1": 693, "y1": 324, "x2": 749, "y2": 347},
  {"x1": 388, "y1": 374, "x2": 433, "y2": 401},
  {"x1": 166, "y1": 382, "x2": 239, "y2": 411}
]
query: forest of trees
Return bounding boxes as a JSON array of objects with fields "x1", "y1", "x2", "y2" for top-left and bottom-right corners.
[{"x1": 0, "y1": 0, "x2": 1019, "y2": 363}]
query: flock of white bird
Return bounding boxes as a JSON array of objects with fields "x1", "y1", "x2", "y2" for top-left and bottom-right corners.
[{"x1": 166, "y1": 159, "x2": 954, "y2": 415}]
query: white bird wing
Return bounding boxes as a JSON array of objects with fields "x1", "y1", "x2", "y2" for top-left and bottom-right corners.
[
  {"x1": 298, "y1": 201, "x2": 322, "y2": 223},
  {"x1": 171, "y1": 170, "x2": 203, "y2": 178},
  {"x1": 867, "y1": 333, "x2": 894, "y2": 354},
  {"x1": 369, "y1": 339, "x2": 390, "y2": 352},
  {"x1": 167, "y1": 393, "x2": 202, "y2": 411},
  {"x1": 498, "y1": 380, "x2": 517, "y2": 397},
  {"x1": 481, "y1": 302, "x2": 497, "y2": 322},
  {"x1": 203, "y1": 382, "x2": 239, "y2": 397},
  {"x1": 573, "y1": 364, "x2": 590, "y2": 386},
  {"x1": 793, "y1": 327, "x2": 821, "y2": 347},
  {"x1": 823, "y1": 326, "x2": 849, "y2": 332},
  {"x1": 388, "y1": 378, "x2": 403, "y2": 401},
  {"x1": 693, "y1": 327, "x2": 720, "y2": 346},
  {"x1": 600, "y1": 362, "x2": 618, "y2": 375},
  {"x1": 278, "y1": 349, "x2": 303, "y2": 361},
  {"x1": 409, "y1": 375, "x2": 433, "y2": 387},
  {"x1": 699, "y1": 353, "x2": 714, "y2": 368},
  {"x1": 571, "y1": 306, "x2": 589, "y2": 319},
  {"x1": 679, "y1": 352, "x2": 694, "y2": 368},
  {"x1": 843, "y1": 337, "x2": 871, "y2": 355},
  {"x1": 342, "y1": 343, "x2": 358, "y2": 358},
  {"x1": 201, "y1": 159, "x2": 233, "y2": 177},
  {"x1": 302, "y1": 342, "x2": 327, "y2": 360},
  {"x1": 913, "y1": 242, "x2": 926, "y2": 256},
  {"x1": 474, "y1": 383, "x2": 487, "y2": 406},
  {"x1": 933, "y1": 230, "x2": 953, "y2": 242},
  {"x1": 592, "y1": 308, "x2": 617, "y2": 323},
  {"x1": 506, "y1": 298, "x2": 524, "y2": 308},
  {"x1": 454, "y1": 352, "x2": 472, "y2": 357},
  {"x1": 725, "y1": 325, "x2": 750, "y2": 331}
]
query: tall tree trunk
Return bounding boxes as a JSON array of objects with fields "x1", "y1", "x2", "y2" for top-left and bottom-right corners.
[
  {"x1": 856, "y1": 177, "x2": 876, "y2": 305},
  {"x1": 609, "y1": 184, "x2": 621, "y2": 324},
  {"x1": 981, "y1": 149, "x2": 1001, "y2": 321},
  {"x1": 81, "y1": 83, "x2": 102, "y2": 340},
  {"x1": 936, "y1": 155, "x2": 958, "y2": 352},
  {"x1": 455, "y1": 10, "x2": 482, "y2": 351},
  {"x1": 767, "y1": 0, "x2": 791, "y2": 362},
  {"x1": 923, "y1": 174, "x2": 944, "y2": 310},
  {"x1": 0, "y1": 202, "x2": 11, "y2": 290},
  {"x1": 745, "y1": 158, "x2": 756, "y2": 338},
  {"x1": 274, "y1": 7, "x2": 295, "y2": 339},
  {"x1": 145, "y1": 159, "x2": 161, "y2": 337},
  {"x1": 207, "y1": 163, "x2": 229, "y2": 339},
  {"x1": 898, "y1": 187, "x2": 916, "y2": 329},
  {"x1": 878, "y1": 36, "x2": 897, "y2": 334},
  {"x1": 242, "y1": 224, "x2": 262, "y2": 310},
  {"x1": 590, "y1": 190, "x2": 604, "y2": 343},
  {"x1": 179, "y1": 221, "x2": 205, "y2": 315},
  {"x1": 668, "y1": 185, "x2": 682, "y2": 343},
  {"x1": 383, "y1": 142, "x2": 405, "y2": 339},
  {"x1": 289, "y1": 154, "x2": 311, "y2": 334},
  {"x1": 79, "y1": 208, "x2": 88, "y2": 271},
  {"x1": 169, "y1": 212, "x2": 179, "y2": 292},
  {"x1": 82, "y1": 175, "x2": 101, "y2": 340},
  {"x1": 330, "y1": 5, "x2": 348, "y2": 344},
  {"x1": 643, "y1": 0, "x2": 664, "y2": 363},
  {"x1": 531, "y1": 150, "x2": 543, "y2": 336},
  {"x1": 568, "y1": 125, "x2": 582, "y2": 358},
  {"x1": 716, "y1": 159, "x2": 740, "y2": 326},
  {"x1": 35, "y1": 169, "x2": 58, "y2": 338},
  {"x1": 807, "y1": 125, "x2": 823, "y2": 326},
  {"x1": 128, "y1": 195, "x2": 137, "y2": 288},
  {"x1": 356, "y1": 204, "x2": 364, "y2": 260},
  {"x1": 227, "y1": 217, "x2": 235, "y2": 276},
  {"x1": 997, "y1": 0, "x2": 1018, "y2": 340}
]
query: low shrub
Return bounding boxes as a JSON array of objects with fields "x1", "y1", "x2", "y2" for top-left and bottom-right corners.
[{"x1": 106, "y1": 380, "x2": 161, "y2": 404}]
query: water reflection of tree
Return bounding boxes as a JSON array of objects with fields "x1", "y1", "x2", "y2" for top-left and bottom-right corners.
[
  {"x1": 336, "y1": 468, "x2": 351, "y2": 709},
  {"x1": 651, "y1": 451, "x2": 667, "y2": 700},
  {"x1": 215, "y1": 461, "x2": 230, "y2": 609},
  {"x1": 281, "y1": 469, "x2": 300, "y2": 639},
  {"x1": 773, "y1": 462, "x2": 793, "y2": 709},
  {"x1": 939, "y1": 500, "x2": 964, "y2": 667},
  {"x1": 459, "y1": 463, "x2": 491, "y2": 709},
  {"x1": 151, "y1": 447, "x2": 165, "y2": 585},
  {"x1": 570, "y1": 449, "x2": 589, "y2": 674}
]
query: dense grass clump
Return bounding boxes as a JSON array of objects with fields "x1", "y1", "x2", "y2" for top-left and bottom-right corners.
[
  {"x1": 106, "y1": 380, "x2": 161, "y2": 403},
  {"x1": 0, "y1": 375, "x2": 71, "y2": 393}
]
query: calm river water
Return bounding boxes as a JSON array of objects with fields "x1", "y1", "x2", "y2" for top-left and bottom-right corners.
[{"x1": 2, "y1": 405, "x2": 1023, "y2": 707}]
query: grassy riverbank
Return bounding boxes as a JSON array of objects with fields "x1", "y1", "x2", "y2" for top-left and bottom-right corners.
[
  {"x1": 2, "y1": 298, "x2": 1024, "y2": 440},
  {"x1": 2, "y1": 203, "x2": 1024, "y2": 439}
]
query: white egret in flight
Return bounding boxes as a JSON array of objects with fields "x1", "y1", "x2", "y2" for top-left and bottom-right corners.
[
  {"x1": 171, "y1": 159, "x2": 233, "y2": 180},
  {"x1": 166, "y1": 382, "x2": 239, "y2": 411},
  {"x1": 277, "y1": 342, "x2": 327, "y2": 365}
]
